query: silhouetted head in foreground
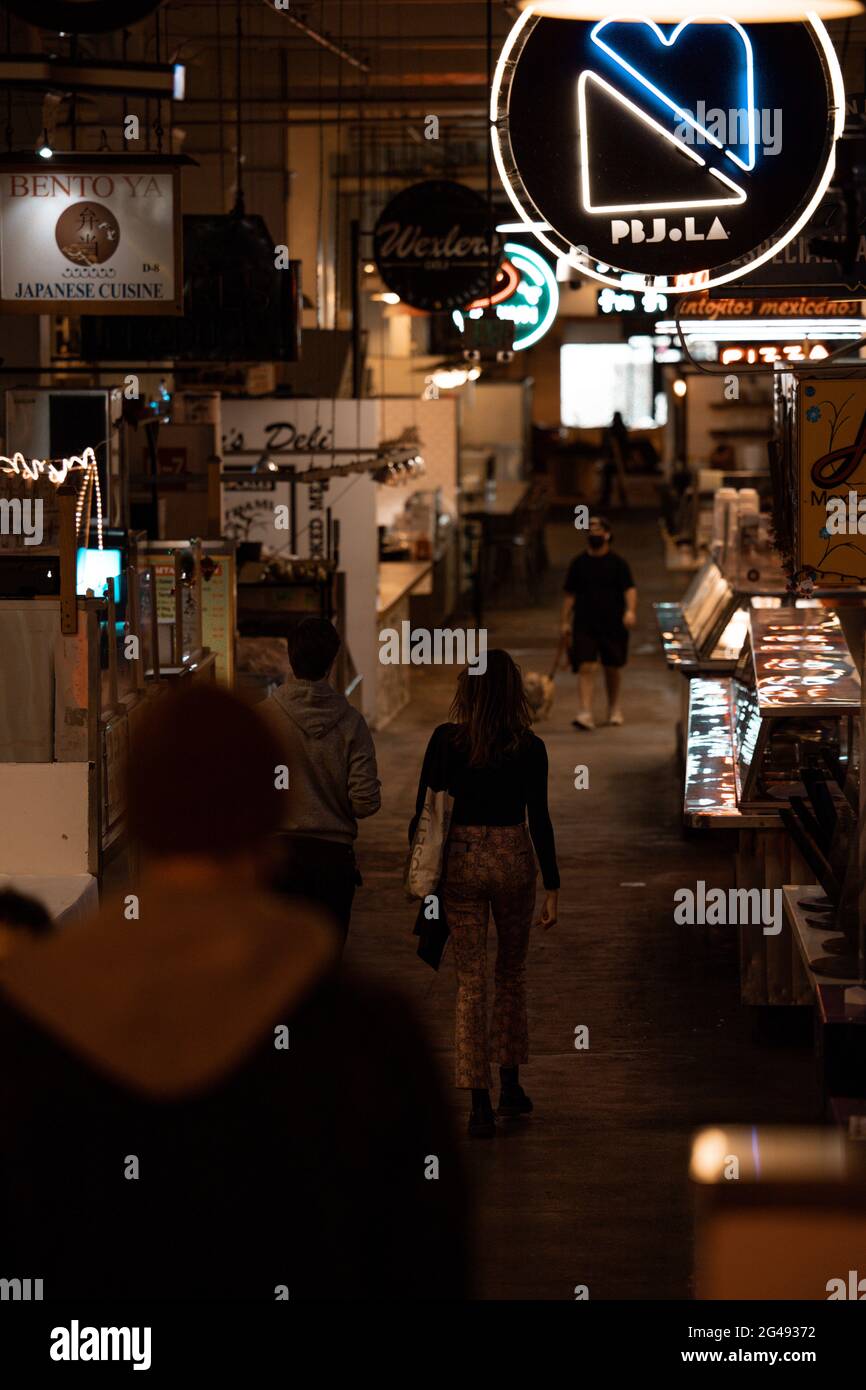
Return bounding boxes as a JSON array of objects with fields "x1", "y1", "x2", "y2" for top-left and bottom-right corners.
[
  {"x1": 127, "y1": 682, "x2": 283, "y2": 886},
  {"x1": 0, "y1": 889, "x2": 53, "y2": 963},
  {"x1": 450, "y1": 648, "x2": 531, "y2": 768}
]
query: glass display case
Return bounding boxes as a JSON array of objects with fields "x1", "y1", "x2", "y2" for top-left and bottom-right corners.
[
  {"x1": 655, "y1": 559, "x2": 767, "y2": 674},
  {"x1": 685, "y1": 607, "x2": 860, "y2": 829},
  {"x1": 655, "y1": 559, "x2": 740, "y2": 672},
  {"x1": 736, "y1": 611, "x2": 858, "y2": 808}
]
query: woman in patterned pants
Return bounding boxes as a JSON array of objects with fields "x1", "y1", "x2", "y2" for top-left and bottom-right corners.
[{"x1": 411, "y1": 650, "x2": 560, "y2": 1138}]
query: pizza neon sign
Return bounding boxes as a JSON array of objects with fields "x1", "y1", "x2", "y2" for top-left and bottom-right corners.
[{"x1": 719, "y1": 342, "x2": 832, "y2": 365}]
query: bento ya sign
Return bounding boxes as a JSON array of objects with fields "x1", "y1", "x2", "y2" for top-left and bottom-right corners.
[
  {"x1": 492, "y1": 9, "x2": 844, "y2": 292},
  {"x1": 0, "y1": 163, "x2": 180, "y2": 313}
]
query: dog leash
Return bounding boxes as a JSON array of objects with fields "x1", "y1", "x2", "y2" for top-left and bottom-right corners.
[{"x1": 548, "y1": 631, "x2": 569, "y2": 681}]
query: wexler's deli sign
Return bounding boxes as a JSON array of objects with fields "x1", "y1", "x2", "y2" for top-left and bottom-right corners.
[
  {"x1": 373, "y1": 179, "x2": 499, "y2": 312},
  {"x1": 799, "y1": 378, "x2": 866, "y2": 584},
  {"x1": 492, "y1": 8, "x2": 845, "y2": 292},
  {"x1": 0, "y1": 160, "x2": 182, "y2": 314}
]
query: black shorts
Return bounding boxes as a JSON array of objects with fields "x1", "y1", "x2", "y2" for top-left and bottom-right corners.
[{"x1": 570, "y1": 629, "x2": 628, "y2": 670}]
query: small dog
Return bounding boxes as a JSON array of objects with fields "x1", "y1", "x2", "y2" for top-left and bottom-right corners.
[{"x1": 523, "y1": 671, "x2": 555, "y2": 723}]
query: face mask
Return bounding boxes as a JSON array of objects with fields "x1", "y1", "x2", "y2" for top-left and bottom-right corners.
[{"x1": 588, "y1": 534, "x2": 607, "y2": 551}]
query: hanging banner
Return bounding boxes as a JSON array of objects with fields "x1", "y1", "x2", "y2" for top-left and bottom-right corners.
[
  {"x1": 373, "y1": 180, "x2": 499, "y2": 312},
  {"x1": 200, "y1": 553, "x2": 236, "y2": 686},
  {"x1": 0, "y1": 159, "x2": 182, "y2": 314},
  {"x1": 799, "y1": 377, "x2": 866, "y2": 583},
  {"x1": 220, "y1": 399, "x2": 380, "y2": 558},
  {"x1": 492, "y1": 8, "x2": 844, "y2": 293}
]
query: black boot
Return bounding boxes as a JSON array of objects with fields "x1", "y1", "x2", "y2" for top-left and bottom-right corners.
[
  {"x1": 497, "y1": 1066, "x2": 533, "y2": 1119},
  {"x1": 468, "y1": 1087, "x2": 496, "y2": 1138}
]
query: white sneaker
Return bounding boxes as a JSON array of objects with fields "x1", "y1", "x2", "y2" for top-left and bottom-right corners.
[
  {"x1": 572, "y1": 711, "x2": 595, "y2": 730},
  {"x1": 607, "y1": 709, "x2": 624, "y2": 726}
]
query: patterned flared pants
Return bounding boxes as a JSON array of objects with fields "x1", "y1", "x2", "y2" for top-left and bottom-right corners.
[{"x1": 442, "y1": 824, "x2": 538, "y2": 1089}]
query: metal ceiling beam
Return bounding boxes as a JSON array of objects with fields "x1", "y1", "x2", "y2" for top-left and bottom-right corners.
[
  {"x1": 0, "y1": 55, "x2": 179, "y2": 97},
  {"x1": 266, "y1": 3, "x2": 370, "y2": 73}
]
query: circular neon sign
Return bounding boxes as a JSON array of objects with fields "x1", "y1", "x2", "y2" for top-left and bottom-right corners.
[
  {"x1": 452, "y1": 241, "x2": 560, "y2": 350},
  {"x1": 491, "y1": 7, "x2": 845, "y2": 292}
]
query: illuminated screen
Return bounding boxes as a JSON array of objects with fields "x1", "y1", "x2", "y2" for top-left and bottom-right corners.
[
  {"x1": 560, "y1": 342, "x2": 656, "y2": 428},
  {"x1": 76, "y1": 547, "x2": 122, "y2": 597}
]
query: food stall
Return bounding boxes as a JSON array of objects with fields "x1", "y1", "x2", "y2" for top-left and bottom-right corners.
[
  {"x1": 0, "y1": 473, "x2": 148, "y2": 909},
  {"x1": 684, "y1": 606, "x2": 860, "y2": 1004}
]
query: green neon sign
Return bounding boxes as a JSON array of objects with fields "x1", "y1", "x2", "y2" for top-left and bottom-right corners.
[{"x1": 452, "y1": 241, "x2": 559, "y2": 352}]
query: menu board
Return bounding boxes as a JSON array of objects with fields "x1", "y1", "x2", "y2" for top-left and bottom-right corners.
[
  {"x1": 137, "y1": 546, "x2": 235, "y2": 683},
  {"x1": 201, "y1": 553, "x2": 235, "y2": 686},
  {"x1": 151, "y1": 561, "x2": 196, "y2": 664}
]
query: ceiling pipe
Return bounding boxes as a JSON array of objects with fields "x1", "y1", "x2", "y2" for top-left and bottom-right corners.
[
  {"x1": 173, "y1": 95, "x2": 489, "y2": 109},
  {"x1": 67, "y1": 116, "x2": 488, "y2": 131},
  {"x1": 264, "y1": 1, "x2": 370, "y2": 72},
  {"x1": 188, "y1": 36, "x2": 495, "y2": 50}
]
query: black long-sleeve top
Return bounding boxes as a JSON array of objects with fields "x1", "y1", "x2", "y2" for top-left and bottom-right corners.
[{"x1": 410, "y1": 722, "x2": 560, "y2": 890}]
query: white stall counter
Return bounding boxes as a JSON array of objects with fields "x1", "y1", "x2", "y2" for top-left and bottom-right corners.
[{"x1": 377, "y1": 561, "x2": 433, "y2": 616}]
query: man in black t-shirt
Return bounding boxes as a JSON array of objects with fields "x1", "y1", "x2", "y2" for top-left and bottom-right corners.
[{"x1": 560, "y1": 516, "x2": 637, "y2": 730}]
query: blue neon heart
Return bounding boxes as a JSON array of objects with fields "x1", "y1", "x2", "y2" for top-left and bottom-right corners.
[{"x1": 590, "y1": 17, "x2": 756, "y2": 172}]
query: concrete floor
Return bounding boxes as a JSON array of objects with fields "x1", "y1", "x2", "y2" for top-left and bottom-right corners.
[{"x1": 348, "y1": 509, "x2": 818, "y2": 1301}]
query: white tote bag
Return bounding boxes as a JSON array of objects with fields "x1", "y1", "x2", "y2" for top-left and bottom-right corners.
[{"x1": 404, "y1": 784, "x2": 454, "y2": 900}]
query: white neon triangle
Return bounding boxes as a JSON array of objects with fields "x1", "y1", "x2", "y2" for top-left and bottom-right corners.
[{"x1": 578, "y1": 71, "x2": 747, "y2": 216}]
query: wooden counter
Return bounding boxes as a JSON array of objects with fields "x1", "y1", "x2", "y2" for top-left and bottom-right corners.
[
  {"x1": 376, "y1": 561, "x2": 433, "y2": 616},
  {"x1": 783, "y1": 885, "x2": 856, "y2": 991},
  {"x1": 375, "y1": 560, "x2": 433, "y2": 730},
  {"x1": 460, "y1": 480, "x2": 530, "y2": 519}
]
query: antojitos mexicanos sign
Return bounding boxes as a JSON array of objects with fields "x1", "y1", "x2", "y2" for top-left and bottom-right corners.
[
  {"x1": 492, "y1": 7, "x2": 845, "y2": 291},
  {"x1": 0, "y1": 160, "x2": 182, "y2": 314},
  {"x1": 373, "y1": 179, "x2": 499, "y2": 312},
  {"x1": 678, "y1": 296, "x2": 861, "y2": 320}
]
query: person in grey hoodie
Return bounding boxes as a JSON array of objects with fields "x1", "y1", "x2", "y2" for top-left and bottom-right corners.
[{"x1": 262, "y1": 616, "x2": 381, "y2": 942}]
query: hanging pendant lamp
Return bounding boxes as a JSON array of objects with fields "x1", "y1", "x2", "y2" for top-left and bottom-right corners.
[{"x1": 518, "y1": 2, "x2": 863, "y2": 20}]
